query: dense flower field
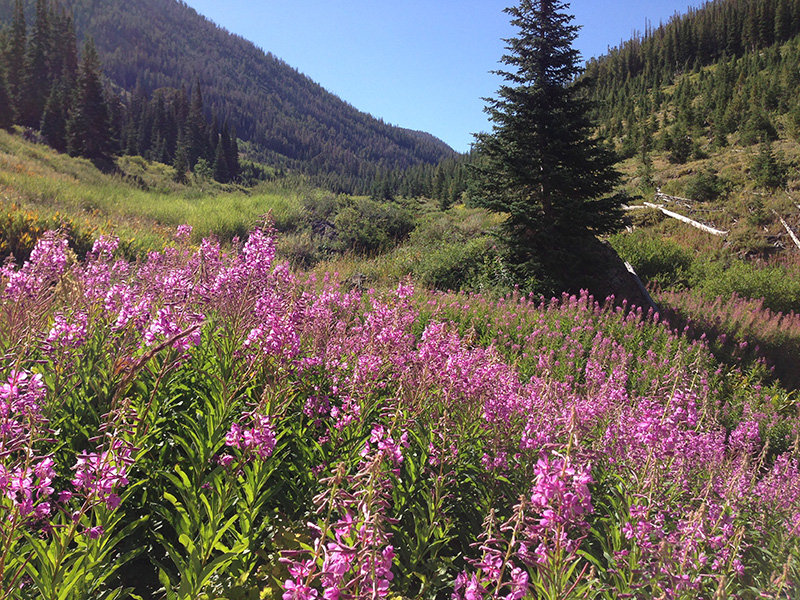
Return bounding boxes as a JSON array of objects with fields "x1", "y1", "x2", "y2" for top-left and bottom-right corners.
[{"x1": 1, "y1": 225, "x2": 799, "y2": 599}]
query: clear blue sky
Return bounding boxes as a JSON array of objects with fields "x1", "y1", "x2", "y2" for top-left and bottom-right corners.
[{"x1": 181, "y1": 1, "x2": 702, "y2": 153}]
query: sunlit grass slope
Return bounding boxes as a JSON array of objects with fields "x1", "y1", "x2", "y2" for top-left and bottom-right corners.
[{"x1": 0, "y1": 129, "x2": 303, "y2": 255}]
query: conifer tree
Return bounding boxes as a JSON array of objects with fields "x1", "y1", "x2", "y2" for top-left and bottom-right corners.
[
  {"x1": 226, "y1": 124, "x2": 240, "y2": 181},
  {"x1": 5, "y1": 0, "x2": 27, "y2": 122},
  {"x1": 173, "y1": 138, "x2": 189, "y2": 183},
  {"x1": 50, "y1": 9, "x2": 78, "y2": 87},
  {"x1": 212, "y1": 135, "x2": 229, "y2": 182},
  {"x1": 0, "y1": 67, "x2": 13, "y2": 130},
  {"x1": 40, "y1": 77, "x2": 68, "y2": 150},
  {"x1": 66, "y1": 38, "x2": 112, "y2": 160},
  {"x1": 472, "y1": 0, "x2": 622, "y2": 287},
  {"x1": 775, "y1": 0, "x2": 793, "y2": 41},
  {"x1": 750, "y1": 139, "x2": 787, "y2": 189},
  {"x1": 22, "y1": 0, "x2": 52, "y2": 128},
  {"x1": 187, "y1": 82, "x2": 207, "y2": 167}
]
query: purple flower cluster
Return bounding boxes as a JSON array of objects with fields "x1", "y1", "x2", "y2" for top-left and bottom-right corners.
[
  {"x1": 282, "y1": 434, "x2": 400, "y2": 600},
  {"x1": 45, "y1": 311, "x2": 88, "y2": 352},
  {"x1": 360, "y1": 425, "x2": 408, "y2": 468},
  {"x1": 3, "y1": 225, "x2": 800, "y2": 597},
  {"x1": 142, "y1": 306, "x2": 204, "y2": 351},
  {"x1": 528, "y1": 455, "x2": 593, "y2": 555},
  {"x1": 71, "y1": 437, "x2": 134, "y2": 510},
  {"x1": 225, "y1": 413, "x2": 277, "y2": 461},
  {"x1": 1, "y1": 230, "x2": 69, "y2": 301},
  {"x1": 0, "y1": 456, "x2": 56, "y2": 520}
]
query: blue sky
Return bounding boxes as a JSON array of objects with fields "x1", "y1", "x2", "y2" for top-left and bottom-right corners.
[{"x1": 181, "y1": 1, "x2": 702, "y2": 153}]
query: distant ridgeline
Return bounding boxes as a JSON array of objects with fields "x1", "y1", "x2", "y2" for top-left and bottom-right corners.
[
  {"x1": 584, "y1": 0, "x2": 800, "y2": 160},
  {"x1": 0, "y1": 0, "x2": 456, "y2": 194}
]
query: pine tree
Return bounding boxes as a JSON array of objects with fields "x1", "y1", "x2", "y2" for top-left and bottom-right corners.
[
  {"x1": 40, "y1": 77, "x2": 68, "y2": 151},
  {"x1": 0, "y1": 67, "x2": 13, "y2": 130},
  {"x1": 50, "y1": 8, "x2": 78, "y2": 87},
  {"x1": 472, "y1": 0, "x2": 622, "y2": 287},
  {"x1": 66, "y1": 38, "x2": 112, "y2": 160},
  {"x1": 173, "y1": 138, "x2": 189, "y2": 183},
  {"x1": 775, "y1": 0, "x2": 793, "y2": 41},
  {"x1": 750, "y1": 139, "x2": 788, "y2": 189},
  {"x1": 5, "y1": 0, "x2": 27, "y2": 123},
  {"x1": 226, "y1": 124, "x2": 240, "y2": 181},
  {"x1": 22, "y1": 0, "x2": 52, "y2": 128},
  {"x1": 212, "y1": 135, "x2": 230, "y2": 183},
  {"x1": 187, "y1": 82, "x2": 207, "y2": 167}
]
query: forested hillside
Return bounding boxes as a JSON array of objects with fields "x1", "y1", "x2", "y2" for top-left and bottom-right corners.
[
  {"x1": 585, "y1": 0, "x2": 800, "y2": 165},
  {"x1": 580, "y1": 0, "x2": 800, "y2": 390},
  {"x1": 0, "y1": 0, "x2": 456, "y2": 193}
]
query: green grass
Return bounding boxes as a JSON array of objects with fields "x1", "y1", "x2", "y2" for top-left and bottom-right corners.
[{"x1": 0, "y1": 128, "x2": 304, "y2": 251}]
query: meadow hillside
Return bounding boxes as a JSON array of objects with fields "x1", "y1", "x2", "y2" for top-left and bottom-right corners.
[{"x1": 4, "y1": 122, "x2": 800, "y2": 394}]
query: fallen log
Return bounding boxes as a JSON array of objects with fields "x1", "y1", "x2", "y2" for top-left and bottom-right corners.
[
  {"x1": 623, "y1": 261, "x2": 660, "y2": 314},
  {"x1": 773, "y1": 210, "x2": 800, "y2": 251},
  {"x1": 654, "y1": 191, "x2": 693, "y2": 207},
  {"x1": 643, "y1": 202, "x2": 728, "y2": 236}
]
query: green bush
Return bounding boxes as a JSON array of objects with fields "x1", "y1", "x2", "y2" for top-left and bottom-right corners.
[
  {"x1": 333, "y1": 197, "x2": 414, "y2": 254},
  {"x1": 278, "y1": 231, "x2": 320, "y2": 268},
  {"x1": 608, "y1": 230, "x2": 692, "y2": 287},
  {"x1": 412, "y1": 237, "x2": 494, "y2": 291},
  {"x1": 690, "y1": 259, "x2": 800, "y2": 313}
]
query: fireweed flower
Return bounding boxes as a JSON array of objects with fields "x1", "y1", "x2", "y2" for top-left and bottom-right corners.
[
  {"x1": 452, "y1": 572, "x2": 487, "y2": 600},
  {"x1": 142, "y1": 306, "x2": 204, "y2": 351},
  {"x1": 360, "y1": 425, "x2": 408, "y2": 467},
  {"x1": 1, "y1": 230, "x2": 70, "y2": 301},
  {"x1": 175, "y1": 224, "x2": 193, "y2": 240},
  {"x1": 71, "y1": 438, "x2": 134, "y2": 511},
  {"x1": 225, "y1": 413, "x2": 277, "y2": 460},
  {"x1": 1, "y1": 458, "x2": 57, "y2": 519},
  {"x1": 524, "y1": 454, "x2": 593, "y2": 561},
  {"x1": 45, "y1": 311, "x2": 89, "y2": 352},
  {"x1": 1, "y1": 369, "x2": 47, "y2": 421}
]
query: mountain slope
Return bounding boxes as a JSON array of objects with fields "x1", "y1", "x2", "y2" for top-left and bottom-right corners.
[
  {"x1": 580, "y1": 0, "x2": 800, "y2": 261},
  {"x1": 0, "y1": 0, "x2": 456, "y2": 193}
]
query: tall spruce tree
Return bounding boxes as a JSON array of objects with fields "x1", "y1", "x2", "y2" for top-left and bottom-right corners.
[
  {"x1": 0, "y1": 67, "x2": 12, "y2": 130},
  {"x1": 472, "y1": 0, "x2": 622, "y2": 289},
  {"x1": 40, "y1": 76, "x2": 68, "y2": 150},
  {"x1": 22, "y1": 0, "x2": 52, "y2": 128},
  {"x1": 5, "y1": 0, "x2": 27, "y2": 123},
  {"x1": 66, "y1": 38, "x2": 112, "y2": 160}
]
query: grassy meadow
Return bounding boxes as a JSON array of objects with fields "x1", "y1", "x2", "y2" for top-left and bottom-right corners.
[
  {"x1": 0, "y1": 129, "x2": 304, "y2": 258},
  {"x1": 2, "y1": 128, "x2": 800, "y2": 598}
]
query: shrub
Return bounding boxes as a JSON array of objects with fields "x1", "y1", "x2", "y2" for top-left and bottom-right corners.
[
  {"x1": 608, "y1": 230, "x2": 692, "y2": 287},
  {"x1": 690, "y1": 259, "x2": 800, "y2": 313},
  {"x1": 0, "y1": 202, "x2": 96, "y2": 264},
  {"x1": 278, "y1": 230, "x2": 320, "y2": 268},
  {"x1": 333, "y1": 197, "x2": 414, "y2": 254},
  {"x1": 412, "y1": 237, "x2": 493, "y2": 291}
]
